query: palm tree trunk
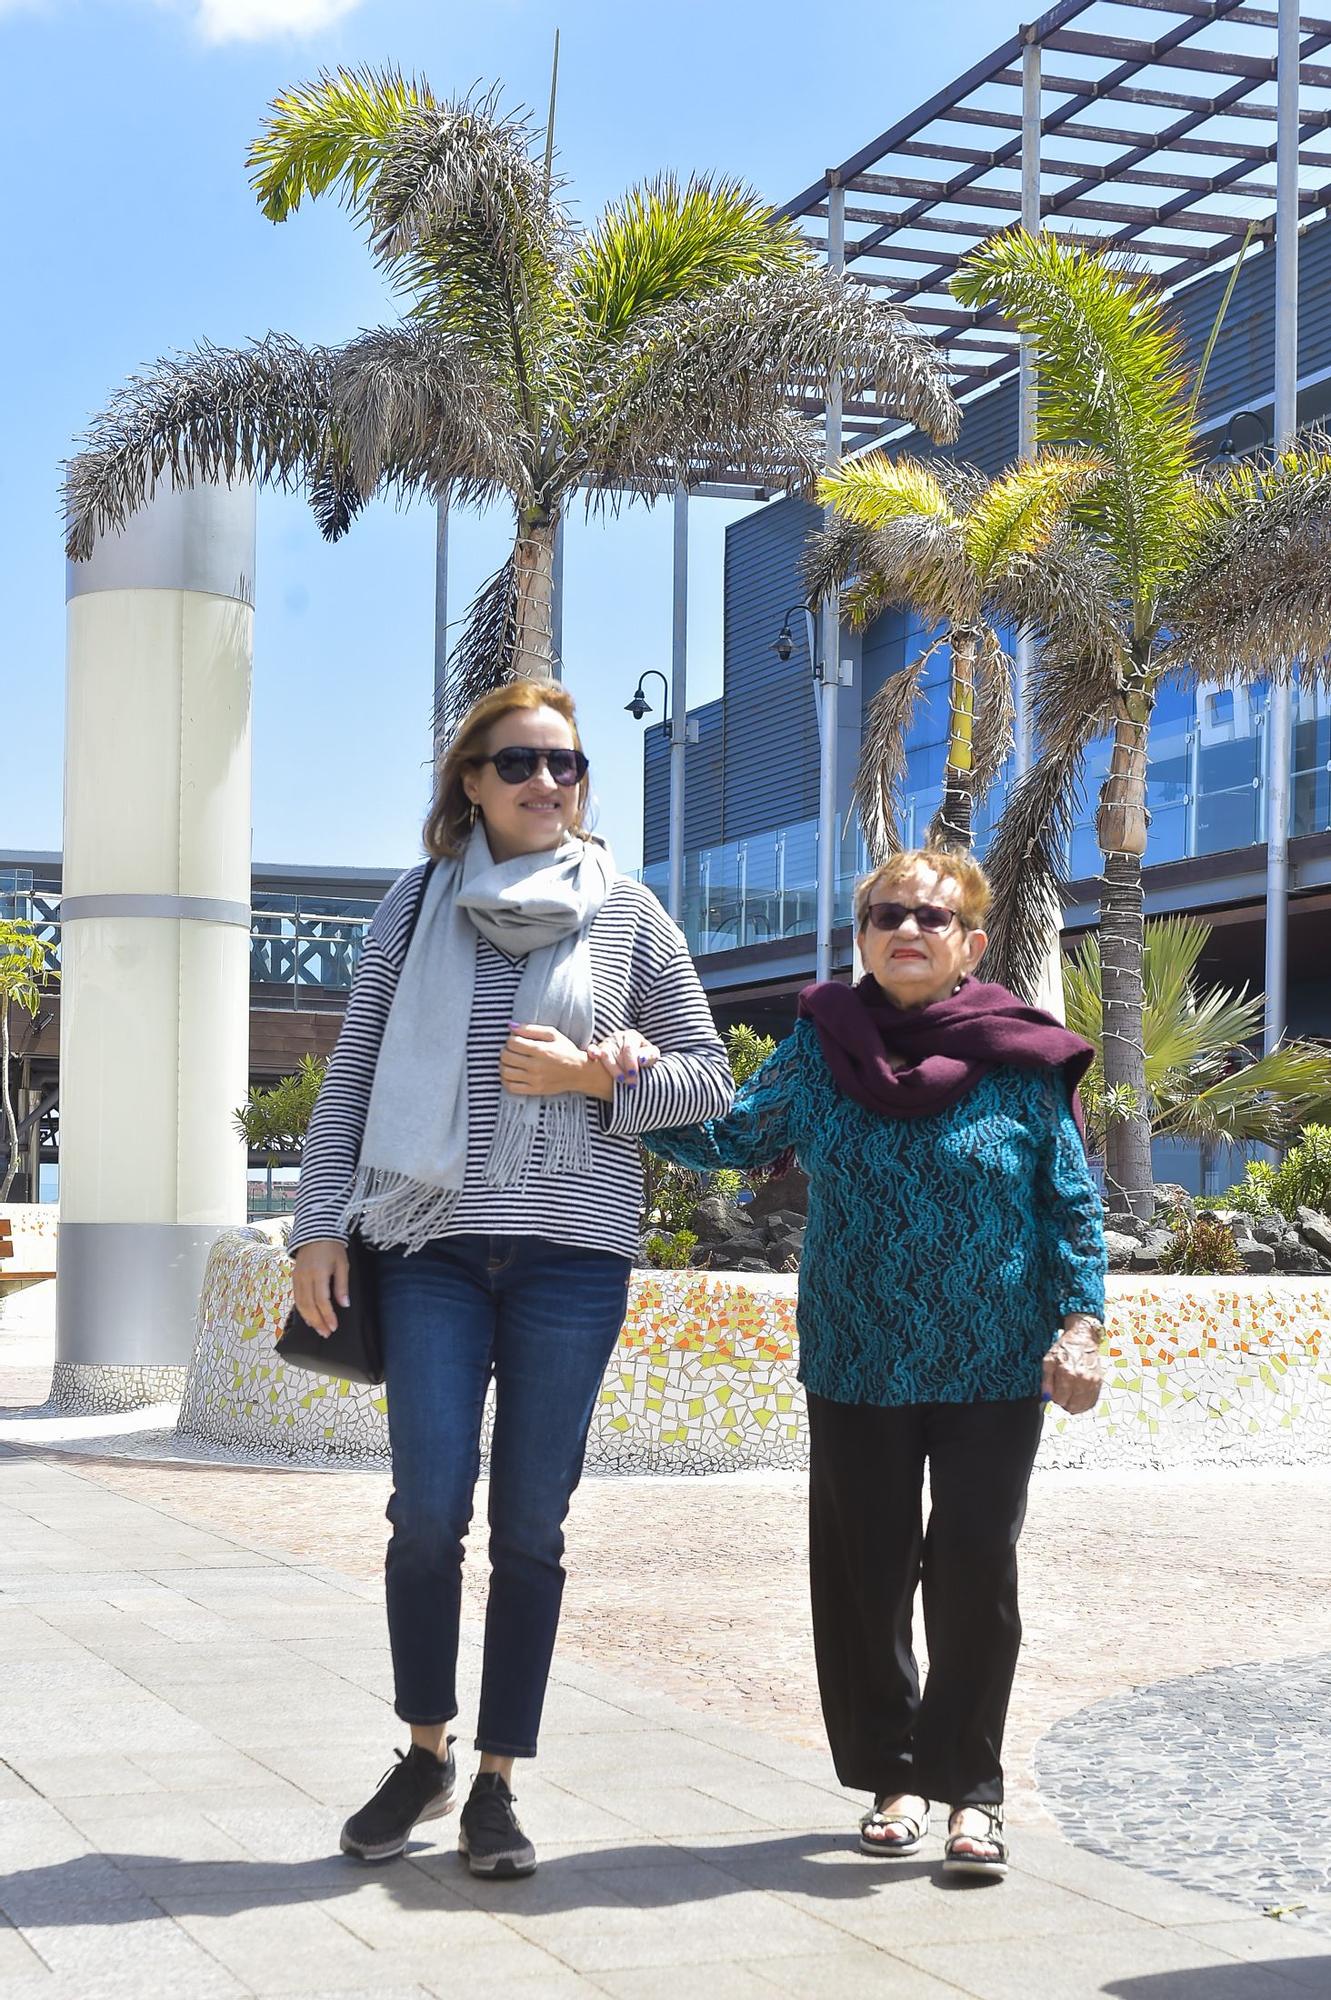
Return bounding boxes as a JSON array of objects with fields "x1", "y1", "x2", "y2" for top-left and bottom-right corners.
[
  {"x1": 1, "y1": 1004, "x2": 17, "y2": 1203},
  {"x1": 1096, "y1": 700, "x2": 1154, "y2": 1220},
  {"x1": 511, "y1": 506, "x2": 557, "y2": 681},
  {"x1": 932, "y1": 628, "x2": 977, "y2": 852}
]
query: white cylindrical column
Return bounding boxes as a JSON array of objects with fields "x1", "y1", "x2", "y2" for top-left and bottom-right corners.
[{"x1": 58, "y1": 479, "x2": 255, "y2": 1397}]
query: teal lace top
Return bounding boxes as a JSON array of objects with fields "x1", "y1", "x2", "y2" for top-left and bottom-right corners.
[{"x1": 648, "y1": 1019, "x2": 1107, "y2": 1408}]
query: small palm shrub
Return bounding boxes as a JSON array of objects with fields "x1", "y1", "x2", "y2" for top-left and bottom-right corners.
[
  {"x1": 644, "y1": 1229, "x2": 697, "y2": 1269},
  {"x1": 1220, "y1": 1125, "x2": 1331, "y2": 1220},
  {"x1": 1159, "y1": 1213, "x2": 1245, "y2": 1277}
]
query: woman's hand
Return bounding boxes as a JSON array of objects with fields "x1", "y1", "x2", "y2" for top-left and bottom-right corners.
[
  {"x1": 1041, "y1": 1313, "x2": 1105, "y2": 1415},
  {"x1": 501, "y1": 1023, "x2": 599, "y2": 1097},
  {"x1": 292, "y1": 1238, "x2": 349, "y2": 1338},
  {"x1": 586, "y1": 1028, "x2": 661, "y2": 1086}
]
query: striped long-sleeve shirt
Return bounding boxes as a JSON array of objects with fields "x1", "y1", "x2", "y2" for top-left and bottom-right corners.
[{"x1": 290, "y1": 863, "x2": 734, "y2": 1263}]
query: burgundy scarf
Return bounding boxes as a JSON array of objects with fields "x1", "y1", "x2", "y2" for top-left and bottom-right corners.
[{"x1": 798, "y1": 974, "x2": 1094, "y2": 1142}]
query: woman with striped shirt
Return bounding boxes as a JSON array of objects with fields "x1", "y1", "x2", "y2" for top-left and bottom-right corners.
[{"x1": 290, "y1": 681, "x2": 732, "y2": 1878}]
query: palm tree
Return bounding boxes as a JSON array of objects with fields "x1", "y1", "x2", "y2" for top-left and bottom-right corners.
[
  {"x1": 64, "y1": 68, "x2": 956, "y2": 724},
  {"x1": 953, "y1": 230, "x2": 1331, "y2": 1218},
  {"x1": 0, "y1": 920, "x2": 56, "y2": 1203},
  {"x1": 1063, "y1": 915, "x2": 1331, "y2": 1157},
  {"x1": 804, "y1": 449, "x2": 1102, "y2": 855}
]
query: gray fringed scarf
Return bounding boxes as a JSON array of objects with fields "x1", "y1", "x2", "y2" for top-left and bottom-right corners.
[{"x1": 342, "y1": 828, "x2": 614, "y2": 1252}]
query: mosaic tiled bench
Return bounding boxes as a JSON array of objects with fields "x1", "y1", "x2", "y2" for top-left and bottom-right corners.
[{"x1": 175, "y1": 1227, "x2": 1331, "y2": 1471}]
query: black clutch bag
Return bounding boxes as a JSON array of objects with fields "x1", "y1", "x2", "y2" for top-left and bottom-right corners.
[{"x1": 277, "y1": 1230, "x2": 383, "y2": 1386}]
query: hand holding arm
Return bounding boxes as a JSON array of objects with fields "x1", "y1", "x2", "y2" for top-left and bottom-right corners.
[{"x1": 1041, "y1": 1313, "x2": 1105, "y2": 1414}]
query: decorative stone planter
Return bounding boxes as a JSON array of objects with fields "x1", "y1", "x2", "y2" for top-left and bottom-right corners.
[{"x1": 177, "y1": 1230, "x2": 1331, "y2": 1472}]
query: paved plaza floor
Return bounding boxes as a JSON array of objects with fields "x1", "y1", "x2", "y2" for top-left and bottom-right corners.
[{"x1": 1, "y1": 1282, "x2": 1329, "y2": 1998}]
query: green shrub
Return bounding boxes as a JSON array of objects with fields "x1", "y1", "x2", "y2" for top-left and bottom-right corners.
[
  {"x1": 726, "y1": 1023, "x2": 777, "y2": 1088},
  {"x1": 1159, "y1": 1213, "x2": 1245, "y2": 1277},
  {"x1": 1219, "y1": 1127, "x2": 1331, "y2": 1221},
  {"x1": 644, "y1": 1229, "x2": 697, "y2": 1269},
  {"x1": 1273, "y1": 1124, "x2": 1331, "y2": 1216},
  {"x1": 1218, "y1": 1160, "x2": 1278, "y2": 1215}
]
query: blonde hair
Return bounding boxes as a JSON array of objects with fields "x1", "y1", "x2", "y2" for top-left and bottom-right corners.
[
  {"x1": 424, "y1": 680, "x2": 592, "y2": 859},
  {"x1": 854, "y1": 847, "x2": 992, "y2": 932}
]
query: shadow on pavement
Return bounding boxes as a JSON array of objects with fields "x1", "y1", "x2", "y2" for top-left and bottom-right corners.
[
  {"x1": 0, "y1": 1835, "x2": 964, "y2": 1922},
  {"x1": 1104, "y1": 1954, "x2": 1331, "y2": 1995}
]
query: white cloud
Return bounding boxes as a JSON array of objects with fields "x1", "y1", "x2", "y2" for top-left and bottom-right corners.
[{"x1": 192, "y1": 0, "x2": 363, "y2": 40}]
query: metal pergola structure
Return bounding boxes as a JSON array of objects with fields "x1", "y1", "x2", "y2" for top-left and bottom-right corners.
[
  {"x1": 778, "y1": 0, "x2": 1331, "y2": 446},
  {"x1": 770, "y1": 0, "x2": 1320, "y2": 1022}
]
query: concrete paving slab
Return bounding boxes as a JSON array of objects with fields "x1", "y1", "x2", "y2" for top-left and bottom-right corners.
[{"x1": 900, "y1": 1927, "x2": 1310, "y2": 1999}]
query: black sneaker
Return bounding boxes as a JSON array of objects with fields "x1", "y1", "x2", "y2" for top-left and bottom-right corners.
[
  {"x1": 340, "y1": 1740, "x2": 457, "y2": 1861},
  {"x1": 458, "y1": 1771, "x2": 537, "y2": 1877}
]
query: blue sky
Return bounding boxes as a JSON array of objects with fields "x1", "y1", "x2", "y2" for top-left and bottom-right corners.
[{"x1": 1, "y1": 0, "x2": 1019, "y2": 876}]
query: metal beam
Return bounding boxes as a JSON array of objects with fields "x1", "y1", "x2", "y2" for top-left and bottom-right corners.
[
  {"x1": 1266, "y1": 0, "x2": 1300, "y2": 1056},
  {"x1": 668, "y1": 487, "x2": 688, "y2": 924},
  {"x1": 817, "y1": 181, "x2": 845, "y2": 986},
  {"x1": 432, "y1": 488, "x2": 449, "y2": 760},
  {"x1": 1016, "y1": 30, "x2": 1041, "y2": 781}
]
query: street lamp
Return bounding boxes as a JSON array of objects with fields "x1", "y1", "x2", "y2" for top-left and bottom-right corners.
[
  {"x1": 1220, "y1": 408, "x2": 1271, "y2": 458},
  {"x1": 772, "y1": 606, "x2": 805, "y2": 663},
  {"x1": 625, "y1": 669, "x2": 671, "y2": 739}
]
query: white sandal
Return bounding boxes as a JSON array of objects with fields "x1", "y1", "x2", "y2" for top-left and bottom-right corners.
[{"x1": 859, "y1": 1795, "x2": 930, "y2": 1858}]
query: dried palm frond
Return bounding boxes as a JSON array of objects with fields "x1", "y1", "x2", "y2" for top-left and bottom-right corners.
[
  {"x1": 436, "y1": 556, "x2": 518, "y2": 732},
  {"x1": 852, "y1": 655, "x2": 933, "y2": 865},
  {"x1": 970, "y1": 627, "x2": 1016, "y2": 800},
  {"x1": 64, "y1": 335, "x2": 332, "y2": 560},
  {"x1": 981, "y1": 749, "x2": 1088, "y2": 1001}
]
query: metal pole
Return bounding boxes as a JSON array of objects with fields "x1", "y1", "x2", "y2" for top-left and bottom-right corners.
[
  {"x1": 1014, "y1": 31, "x2": 1041, "y2": 777},
  {"x1": 1265, "y1": 0, "x2": 1298, "y2": 1054},
  {"x1": 668, "y1": 485, "x2": 689, "y2": 923},
  {"x1": 432, "y1": 488, "x2": 449, "y2": 760},
  {"x1": 551, "y1": 513, "x2": 565, "y2": 680},
  {"x1": 817, "y1": 178, "x2": 845, "y2": 983}
]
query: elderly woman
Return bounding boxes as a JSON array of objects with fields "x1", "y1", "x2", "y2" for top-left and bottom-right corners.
[{"x1": 643, "y1": 847, "x2": 1106, "y2": 1877}]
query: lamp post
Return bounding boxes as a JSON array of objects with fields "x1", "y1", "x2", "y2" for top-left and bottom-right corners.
[{"x1": 626, "y1": 670, "x2": 687, "y2": 924}]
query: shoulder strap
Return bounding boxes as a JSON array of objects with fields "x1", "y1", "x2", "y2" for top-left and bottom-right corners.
[{"x1": 405, "y1": 859, "x2": 438, "y2": 953}]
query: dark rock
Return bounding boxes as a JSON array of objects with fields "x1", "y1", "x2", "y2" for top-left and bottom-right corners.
[
  {"x1": 1248, "y1": 1216, "x2": 1292, "y2": 1248},
  {"x1": 1233, "y1": 1236, "x2": 1276, "y2": 1274},
  {"x1": 734, "y1": 1256, "x2": 772, "y2": 1274},
  {"x1": 758, "y1": 1208, "x2": 806, "y2": 1241},
  {"x1": 1105, "y1": 1213, "x2": 1147, "y2": 1242},
  {"x1": 745, "y1": 1168, "x2": 809, "y2": 1223},
  {"x1": 1153, "y1": 1183, "x2": 1195, "y2": 1220},
  {"x1": 1104, "y1": 1229, "x2": 1139, "y2": 1271},
  {"x1": 1296, "y1": 1206, "x2": 1331, "y2": 1260},
  {"x1": 691, "y1": 1196, "x2": 753, "y2": 1244},
  {"x1": 1275, "y1": 1241, "x2": 1326, "y2": 1275},
  {"x1": 1129, "y1": 1231, "x2": 1173, "y2": 1270}
]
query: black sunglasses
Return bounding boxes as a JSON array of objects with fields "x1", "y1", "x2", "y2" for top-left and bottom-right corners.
[
  {"x1": 475, "y1": 746, "x2": 589, "y2": 787},
  {"x1": 865, "y1": 900, "x2": 966, "y2": 935}
]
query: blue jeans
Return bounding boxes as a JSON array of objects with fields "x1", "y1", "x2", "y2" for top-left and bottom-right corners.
[{"x1": 375, "y1": 1234, "x2": 631, "y2": 1757}]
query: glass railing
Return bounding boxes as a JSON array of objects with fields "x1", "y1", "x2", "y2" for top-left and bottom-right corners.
[{"x1": 640, "y1": 813, "x2": 867, "y2": 958}]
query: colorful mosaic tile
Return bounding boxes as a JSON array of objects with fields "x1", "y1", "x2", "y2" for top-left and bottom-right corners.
[{"x1": 176, "y1": 1232, "x2": 1331, "y2": 1471}]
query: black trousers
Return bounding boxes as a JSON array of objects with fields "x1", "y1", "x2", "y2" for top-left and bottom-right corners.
[{"x1": 807, "y1": 1391, "x2": 1045, "y2": 1808}]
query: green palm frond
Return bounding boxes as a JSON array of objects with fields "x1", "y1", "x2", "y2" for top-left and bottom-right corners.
[
  {"x1": 815, "y1": 452, "x2": 957, "y2": 531},
  {"x1": 1163, "y1": 1046, "x2": 1331, "y2": 1145},
  {"x1": 954, "y1": 231, "x2": 1197, "y2": 612},
  {"x1": 571, "y1": 176, "x2": 805, "y2": 339},
  {"x1": 248, "y1": 65, "x2": 435, "y2": 221},
  {"x1": 1063, "y1": 916, "x2": 1331, "y2": 1148},
  {"x1": 962, "y1": 448, "x2": 1107, "y2": 581}
]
